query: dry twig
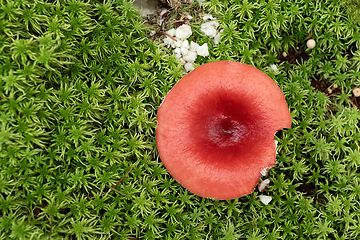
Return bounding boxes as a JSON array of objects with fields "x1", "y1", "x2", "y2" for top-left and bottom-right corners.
[
  {"x1": 107, "y1": 165, "x2": 134, "y2": 195},
  {"x1": 161, "y1": 31, "x2": 177, "y2": 42}
]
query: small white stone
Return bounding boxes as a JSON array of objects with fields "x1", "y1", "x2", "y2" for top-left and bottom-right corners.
[
  {"x1": 258, "y1": 179, "x2": 270, "y2": 192},
  {"x1": 213, "y1": 32, "x2": 221, "y2": 45},
  {"x1": 203, "y1": 14, "x2": 215, "y2": 21},
  {"x1": 167, "y1": 28, "x2": 176, "y2": 37},
  {"x1": 174, "y1": 39, "x2": 183, "y2": 48},
  {"x1": 181, "y1": 40, "x2": 190, "y2": 49},
  {"x1": 189, "y1": 41, "x2": 200, "y2": 51},
  {"x1": 306, "y1": 39, "x2": 316, "y2": 49},
  {"x1": 259, "y1": 195, "x2": 272, "y2": 205},
  {"x1": 197, "y1": 43, "x2": 209, "y2": 57},
  {"x1": 260, "y1": 166, "x2": 271, "y2": 176},
  {"x1": 282, "y1": 52, "x2": 287, "y2": 58},
  {"x1": 268, "y1": 64, "x2": 278, "y2": 73},
  {"x1": 209, "y1": 20, "x2": 219, "y2": 29},
  {"x1": 174, "y1": 47, "x2": 181, "y2": 55},
  {"x1": 180, "y1": 41, "x2": 190, "y2": 55},
  {"x1": 163, "y1": 36, "x2": 174, "y2": 48},
  {"x1": 184, "y1": 62, "x2": 194, "y2": 72},
  {"x1": 174, "y1": 50, "x2": 181, "y2": 60},
  {"x1": 175, "y1": 24, "x2": 192, "y2": 40},
  {"x1": 181, "y1": 46, "x2": 189, "y2": 56},
  {"x1": 183, "y1": 50, "x2": 197, "y2": 62},
  {"x1": 180, "y1": 57, "x2": 186, "y2": 65},
  {"x1": 201, "y1": 22, "x2": 217, "y2": 38}
]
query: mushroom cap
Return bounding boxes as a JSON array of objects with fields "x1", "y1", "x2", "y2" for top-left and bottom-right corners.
[
  {"x1": 306, "y1": 39, "x2": 316, "y2": 49},
  {"x1": 353, "y1": 88, "x2": 360, "y2": 97},
  {"x1": 156, "y1": 61, "x2": 292, "y2": 200}
]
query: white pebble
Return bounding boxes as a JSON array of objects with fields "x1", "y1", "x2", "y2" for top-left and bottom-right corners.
[
  {"x1": 258, "y1": 179, "x2": 270, "y2": 192},
  {"x1": 184, "y1": 62, "x2": 194, "y2": 72},
  {"x1": 163, "y1": 36, "x2": 174, "y2": 48},
  {"x1": 209, "y1": 20, "x2": 219, "y2": 29},
  {"x1": 174, "y1": 39, "x2": 183, "y2": 48},
  {"x1": 260, "y1": 166, "x2": 271, "y2": 176},
  {"x1": 175, "y1": 24, "x2": 192, "y2": 40},
  {"x1": 259, "y1": 195, "x2": 272, "y2": 205},
  {"x1": 179, "y1": 57, "x2": 186, "y2": 65},
  {"x1": 307, "y1": 39, "x2": 316, "y2": 49},
  {"x1": 174, "y1": 50, "x2": 181, "y2": 60},
  {"x1": 282, "y1": 52, "x2": 287, "y2": 58},
  {"x1": 268, "y1": 64, "x2": 278, "y2": 73},
  {"x1": 213, "y1": 32, "x2": 221, "y2": 45},
  {"x1": 183, "y1": 50, "x2": 197, "y2": 62},
  {"x1": 197, "y1": 43, "x2": 209, "y2": 57},
  {"x1": 189, "y1": 41, "x2": 200, "y2": 51},
  {"x1": 201, "y1": 22, "x2": 217, "y2": 38},
  {"x1": 174, "y1": 47, "x2": 181, "y2": 55},
  {"x1": 181, "y1": 46, "x2": 189, "y2": 56},
  {"x1": 181, "y1": 40, "x2": 190, "y2": 49},
  {"x1": 167, "y1": 28, "x2": 176, "y2": 36},
  {"x1": 203, "y1": 14, "x2": 215, "y2": 21},
  {"x1": 180, "y1": 41, "x2": 190, "y2": 55}
]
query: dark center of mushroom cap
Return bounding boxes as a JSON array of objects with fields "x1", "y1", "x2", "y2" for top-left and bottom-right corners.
[
  {"x1": 206, "y1": 115, "x2": 247, "y2": 147},
  {"x1": 187, "y1": 88, "x2": 268, "y2": 168}
]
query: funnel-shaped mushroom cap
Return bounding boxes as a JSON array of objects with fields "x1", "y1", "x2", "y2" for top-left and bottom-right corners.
[{"x1": 156, "y1": 61, "x2": 292, "y2": 200}]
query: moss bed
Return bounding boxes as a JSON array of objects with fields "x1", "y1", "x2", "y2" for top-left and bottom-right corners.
[{"x1": 0, "y1": 0, "x2": 360, "y2": 239}]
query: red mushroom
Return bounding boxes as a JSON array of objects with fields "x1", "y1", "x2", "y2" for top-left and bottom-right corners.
[{"x1": 156, "y1": 61, "x2": 292, "y2": 200}]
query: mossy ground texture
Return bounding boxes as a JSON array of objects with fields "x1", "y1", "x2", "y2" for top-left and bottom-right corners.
[{"x1": 1, "y1": 0, "x2": 360, "y2": 239}]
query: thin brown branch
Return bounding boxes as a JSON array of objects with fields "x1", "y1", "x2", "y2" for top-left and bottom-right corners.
[
  {"x1": 107, "y1": 165, "x2": 134, "y2": 194},
  {"x1": 0, "y1": 96, "x2": 7, "y2": 100},
  {"x1": 306, "y1": 32, "x2": 314, "y2": 39},
  {"x1": 161, "y1": 31, "x2": 177, "y2": 42},
  {"x1": 88, "y1": 165, "x2": 135, "y2": 200}
]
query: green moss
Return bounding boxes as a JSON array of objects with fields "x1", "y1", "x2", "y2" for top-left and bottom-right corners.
[{"x1": 0, "y1": 0, "x2": 359, "y2": 239}]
